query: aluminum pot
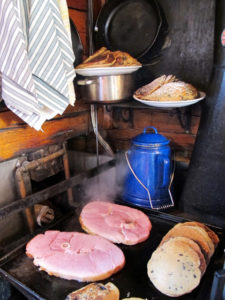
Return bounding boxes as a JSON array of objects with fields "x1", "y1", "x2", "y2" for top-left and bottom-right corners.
[{"x1": 76, "y1": 74, "x2": 135, "y2": 103}]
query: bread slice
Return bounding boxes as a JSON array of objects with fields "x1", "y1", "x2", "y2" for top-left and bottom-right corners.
[
  {"x1": 160, "y1": 223, "x2": 214, "y2": 263},
  {"x1": 141, "y1": 81, "x2": 198, "y2": 101},
  {"x1": 65, "y1": 282, "x2": 119, "y2": 300},
  {"x1": 134, "y1": 75, "x2": 177, "y2": 98},
  {"x1": 147, "y1": 238, "x2": 202, "y2": 297}
]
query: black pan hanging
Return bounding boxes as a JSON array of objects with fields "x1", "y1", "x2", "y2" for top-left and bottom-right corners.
[
  {"x1": 70, "y1": 18, "x2": 83, "y2": 67},
  {"x1": 94, "y1": 0, "x2": 168, "y2": 64}
]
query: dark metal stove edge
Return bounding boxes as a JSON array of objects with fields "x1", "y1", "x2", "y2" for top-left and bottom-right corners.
[
  {"x1": 0, "y1": 268, "x2": 45, "y2": 300},
  {"x1": 0, "y1": 206, "x2": 224, "y2": 300}
]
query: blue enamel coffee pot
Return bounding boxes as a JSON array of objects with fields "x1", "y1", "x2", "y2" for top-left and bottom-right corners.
[{"x1": 123, "y1": 126, "x2": 174, "y2": 209}]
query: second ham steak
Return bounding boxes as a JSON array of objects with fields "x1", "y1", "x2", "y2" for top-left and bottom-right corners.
[{"x1": 79, "y1": 201, "x2": 152, "y2": 245}]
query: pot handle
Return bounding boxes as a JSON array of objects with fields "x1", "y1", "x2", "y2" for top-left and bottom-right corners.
[
  {"x1": 125, "y1": 151, "x2": 174, "y2": 210},
  {"x1": 77, "y1": 79, "x2": 95, "y2": 85},
  {"x1": 143, "y1": 126, "x2": 158, "y2": 134},
  {"x1": 160, "y1": 157, "x2": 170, "y2": 188},
  {"x1": 125, "y1": 151, "x2": 154, "y2": 209}
]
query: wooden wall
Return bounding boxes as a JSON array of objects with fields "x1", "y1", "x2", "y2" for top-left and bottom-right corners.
[
  {"x1": 68, "y1": 0, "x2": 88, "y2": 58},
  {"x1": 106, "y1": 105, "x2": 201, "y2": 160}
]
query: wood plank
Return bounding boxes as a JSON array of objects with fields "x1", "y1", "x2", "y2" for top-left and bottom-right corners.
[
  {"x1": 109, "y1": 108, "x2": 200, "y2": 135},
  {"x1": 130, "y1": 109, "x2": 199, "y2": 134},
  {"x1": 64, "y1": 99, "x2": 89, "y2": 113},
  {"x1": 66, "y1": 0, "x2": 87, "y2": 11},
  {"x1": 69, "y1": 9, "x2": 87, "y2": 33},
  {"x1": 69, "y1": 8, "x2": 88, "y2": 56},
  {"x1": 107, "y1": 128, "x2": 196, "y2": 152},
  {"x1": 0, "y1": 111, "x2": 90, "y2": 161},
  {"x1": 0, "y1": 100, "x2": 89, "y2": 129},
  {"x1": 97, "y1": 106, "x2": 113, "y2": 130},
  {"x1": 93, "y1": 0, "x2": 104, "y2": 23},
  {"x1": 0, "y1": 89, "x2": 90, "y2": 162}
]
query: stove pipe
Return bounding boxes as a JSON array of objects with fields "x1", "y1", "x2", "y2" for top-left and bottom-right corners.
[{"x1": 180, "y1": 0, "x2": 225, "y2": 228}]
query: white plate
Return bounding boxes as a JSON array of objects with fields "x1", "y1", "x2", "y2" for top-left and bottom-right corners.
[
  {"x1": 75, "y1": 66, "x2": 142, "y2": 76},
  {"x1": 133, "y1": 91, "x2": 206, "y2": 108}
]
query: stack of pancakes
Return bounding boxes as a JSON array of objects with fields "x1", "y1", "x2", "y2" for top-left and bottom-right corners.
[
  {"x1": 147, "y1": 221, "x2": 219, "y2": 297},
  {"x1": 76, "y1": 47, "x2": 141, "y2": 69}
]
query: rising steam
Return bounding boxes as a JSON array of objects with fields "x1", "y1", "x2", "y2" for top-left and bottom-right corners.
[{"x1": 82, "y1": 154, "x2": 128, "y2": 204}]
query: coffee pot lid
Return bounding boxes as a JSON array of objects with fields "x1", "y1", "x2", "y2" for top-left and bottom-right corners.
[{"x1": 132, "y1": 126, "x2": 170, "y2": 146}]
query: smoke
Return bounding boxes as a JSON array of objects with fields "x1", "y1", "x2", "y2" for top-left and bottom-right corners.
[{"x1": 82, "y1": 154, "x2": 128, "y2": 204}]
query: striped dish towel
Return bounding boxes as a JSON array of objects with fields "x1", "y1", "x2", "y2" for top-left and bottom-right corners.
[
  {"x1": 0, "y1": 0, "x2": 76, "y2": 130},
  {"x1": 57, "y1": 0, "x2": 76, "y2": 105}
]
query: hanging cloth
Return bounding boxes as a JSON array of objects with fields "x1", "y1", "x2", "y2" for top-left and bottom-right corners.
[
  {"x1": 28, "y1": 0, "x2": 76, "y2": 114},
  {"x1": 0, "y1": 0, "x2": 43, "y2": 123},
  {"x1": 0, "y1": 0, "x2": 76, "y2": 130},
  {"x1": 57, "y1": 0, "x2": 76, "y2": 105}
]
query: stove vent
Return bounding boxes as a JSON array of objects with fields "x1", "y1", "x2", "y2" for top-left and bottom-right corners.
[{"x1": 180, "y1": 0, "x2": 225, "y2": 228}]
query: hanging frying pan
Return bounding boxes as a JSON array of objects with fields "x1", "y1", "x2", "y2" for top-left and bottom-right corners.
[
  {"x1": 69, "y1": 18, "x2": 83, "y2": 67},
  {"x1": 94, "y1": 0, "x2": 168, "y2": 64}
]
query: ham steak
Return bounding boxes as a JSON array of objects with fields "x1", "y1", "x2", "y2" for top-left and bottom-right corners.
[
  {"x1": 26, "y1": 231, "x2": 125, "y2": 281},
  {"x1": 79, "y1": 201, "x2": 152, "y2": 245}
]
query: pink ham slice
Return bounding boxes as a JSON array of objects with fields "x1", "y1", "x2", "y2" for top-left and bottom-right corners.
[
  {"x1": 79, "y1": 201, "x2": 152, "y2": 245},
  {"x1": 26, "y1": 231, "x2": 125, "y2": 282}
]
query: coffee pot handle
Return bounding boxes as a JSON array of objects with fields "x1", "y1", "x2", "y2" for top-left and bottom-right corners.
[
  {"x1": 125, "y1": 151, "x2": 174, "y2": 210},
  {"x1": 143, "y1": 126, "x2": 158, "y2": 134},
  {"x1": 160, "y1": 157, "x2": 170, "y2": 188}
]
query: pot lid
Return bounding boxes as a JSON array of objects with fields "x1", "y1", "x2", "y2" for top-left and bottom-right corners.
[{"x1": 132, "y1": 126, "x2": 169, "y2": 146}]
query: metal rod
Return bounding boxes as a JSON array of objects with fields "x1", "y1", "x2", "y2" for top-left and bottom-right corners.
[
  {"x1": 18, "y1": 149, "x2": 65, "y2": 172},
  {"x1": 62, "y1": 144, "x2": 74, "y2": 205},
  {"x1": 0, "y1": 160, "x2": 116, "y2": 220},
  {"x1": 87, "y1": 0, "x2": 94, "y2": 55},
  {"x1": 94, "y1": 105, "x2": 100, "y2": 166},
  {"x1": 88, "y1": 0, "x2": 100, "y2": 166}
]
